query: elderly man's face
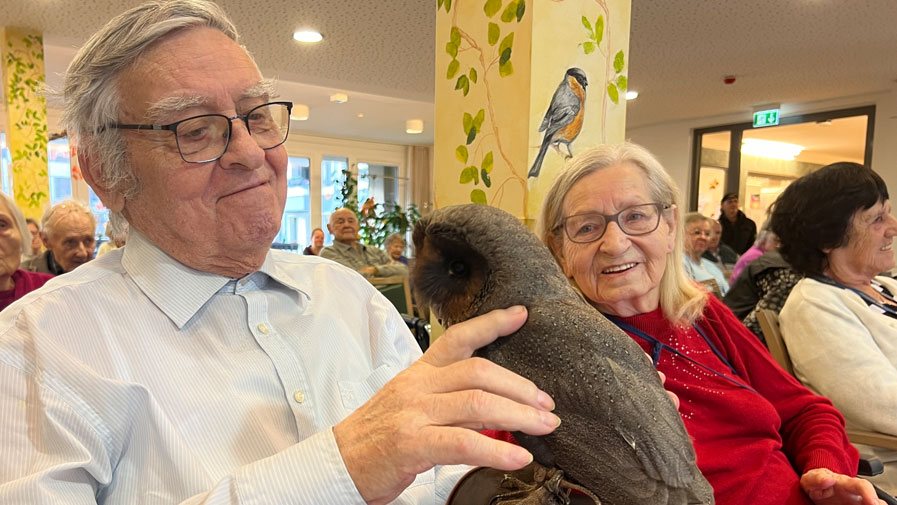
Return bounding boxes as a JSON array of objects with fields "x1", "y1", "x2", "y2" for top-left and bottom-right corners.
[
  {"x1": 387, "y1": 240, "x2": 405, "y2": 261},
  {"x1": 328, "y1": 209, "x2": 359, "y2": 244},
  {"x1": 110, "y1": 27, "x2": 287, "y2": 274},
  {"x1": 43, "y1": 213, "x2": 96, "y2": 272}
]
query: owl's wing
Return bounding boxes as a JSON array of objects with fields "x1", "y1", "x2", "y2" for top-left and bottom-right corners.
[{"x1": 505, "y1": 301, "x2": 702, "y2": 499}]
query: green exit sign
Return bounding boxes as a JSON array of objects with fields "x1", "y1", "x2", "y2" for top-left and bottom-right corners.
[{"x1": 753, "y1": 109, "x2": 780, "y2": 128}]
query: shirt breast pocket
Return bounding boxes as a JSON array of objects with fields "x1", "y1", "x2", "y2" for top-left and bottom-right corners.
[{"x1": 338, "y1": 363, "x2": 397, "y2": 411}]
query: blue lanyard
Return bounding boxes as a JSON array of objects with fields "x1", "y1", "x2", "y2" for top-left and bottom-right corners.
[
  {"x1": 604, "y1": 314, "x2": 759, "y2": 395},
  {"x1": 810, "y1": 274, "x2": 897, "y2": 317}
]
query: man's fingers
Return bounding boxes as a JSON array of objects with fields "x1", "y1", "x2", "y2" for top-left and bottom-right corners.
[
  {"x1": 423, "y1": 389, "x2": 560, "y2": 435},
  {"x1": 424, "y1": 357, "x2": 554, "y2": 411},
  {"x1": 420, "y1": 306, "x2": 527, "y2": 367},
  {"x1": 418, "y1": 426, "x2": 534, "y2": 470}
]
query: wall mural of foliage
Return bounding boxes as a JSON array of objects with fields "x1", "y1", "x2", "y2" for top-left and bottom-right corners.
[
  {"x1": 577, "y1": 0, "x2": 627, "y2": 140},
  {"x1": 2, "y1": 28, "x2": 49, "y2": 216},
  {"x1": 440, "y1": 0, "x2": 527, "y2": 209}
]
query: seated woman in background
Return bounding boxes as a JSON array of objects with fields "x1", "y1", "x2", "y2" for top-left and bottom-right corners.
[
  {"x1": 303, "y1": 228, "x2": 325, "y2": 256},
  {"x1": 730, "y1": 226, "x2": 780, "y2": 282},
  {"x1": 0, "y1": 193, "x2": 53, "y2": 310},
  {"x1": 513, "y1": 143, "x2": 876, "y2": 504},
  {"x1": 682, "y1": 212, "x2": 730, "y2": 297},
  {"x1": 773, "y1": 162, "x2": 897, "y2": 492},
  {"x1": 384, "y1": 232, "x2": 409, "y2": 265},
  {"x1": 722, "y1": 248, "x2": 802, "y2": 340}
]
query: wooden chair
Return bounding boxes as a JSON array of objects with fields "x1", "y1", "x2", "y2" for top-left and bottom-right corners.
[
  {"x1": 369, "y1": 275, "x2": 413, "y2": 317},
  {"x1": 757, "y1": 309, "x2": 897, "y2": 451}
]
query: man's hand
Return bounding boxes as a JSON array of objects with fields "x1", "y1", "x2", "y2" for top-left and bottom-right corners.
[
  {"x1": 358, "y1": 266, "x2": 377, "y2": 277},
  {"x1": 333, "y1": 306, "x2": 559, "y2": 505},
  {"x1": 800, "y1": 468, "x2": 885, "y2": 505}
]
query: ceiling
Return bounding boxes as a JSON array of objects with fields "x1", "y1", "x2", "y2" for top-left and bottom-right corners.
[{"x1": 4, "y1": 0, "x2": 897, "y2": 145}]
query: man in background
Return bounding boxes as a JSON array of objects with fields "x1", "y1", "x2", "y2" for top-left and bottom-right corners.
[
  {"x1": 321, "y1": 207, "x2": 408, "y2": 277},
  {"x1": 718, "y1": 192, "x2": 757, "y2": 255},
  {"x1": 22, "y1": 199, "x2": 96, "y2": 275},
  {"x1": 23, "y1": 217, "x2": 42, "y2": 261}
]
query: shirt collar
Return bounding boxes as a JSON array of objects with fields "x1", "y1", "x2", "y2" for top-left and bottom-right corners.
[{"x1": 121, "y1": 230, "x2": 307, "y2": 329}]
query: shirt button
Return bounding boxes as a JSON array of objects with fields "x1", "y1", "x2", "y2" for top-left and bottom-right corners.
[
  {"x1": 293, "y1": 390, "x2": 305, "y2": 403},
  {"x1": 257, "y1": 323, "x2": 269, "y2": 334}
]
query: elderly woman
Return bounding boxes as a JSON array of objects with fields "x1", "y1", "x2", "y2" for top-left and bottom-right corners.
[
  {"x1": 0, "y1": 193, "x2": 53, "y2": 310},
  {"x1": 534, "y1": 144, "x2": 879, "y2": 505},
  {"x1": 730, "y1": 226, "x2": 781, "y2": 282},
  {"x1": 384, "y1": 232, "x2": 409, "y2": 265},
  {"x1": 303, "y1": 227, "x2": 325, "y2": 256},
  {"x1": 773, "y1": 162, "x2": 897, "y2": 489},
  {"x1": 683, "y1": 212, "x2": 730, "y2": 297}
]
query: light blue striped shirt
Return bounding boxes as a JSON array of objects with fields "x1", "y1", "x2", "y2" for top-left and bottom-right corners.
[{"x1": 0, "y1": 230, "x2": 465, "y2": 504}]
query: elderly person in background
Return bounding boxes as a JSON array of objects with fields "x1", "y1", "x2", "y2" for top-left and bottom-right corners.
[
  {"x1": 536, "y1": 143, "x2": 877, "y2": 505},
  {"x1": 97, "y1": 219, "x2": 129, "y2": 257},
  {"x1": 719, "y1": 192, "x2": 757, "y2": 254},
  {"x1": 730, "y1": 225, "x2": 780, "y2": 282},
  {"x1": 22, "y1": 199, "x2": 96, "y2": 275},
  {"x1": 23, "y1": 217, "x2": 42, "y2": 261},
  {"x1": 683, "y1": 212, "x2": 730, "y2": 297},
  {"x1": 774, "y1": 162, "x2": 897, "y2": 492},
  {"x1": 302, "y1": 227, "x2": 324, "y2": 255},
  {"x1": 722, "y1": 248, "x2": 802, "y2": 340},
  {"x1": 0, "y1": 193, "x2": 53, "y2": 310},
  {"x1": 0, "y1": 2, "x2": 556, "y2": 503},
  {"x1": 702, "y1": 219, "x2": 738, "y2": 274},
  {"x1": 385, "y1": 232, "x2": 409, "y2": 265},
  {"x1": 321, "y1": 208, "x2": 408, "y2": 277}
]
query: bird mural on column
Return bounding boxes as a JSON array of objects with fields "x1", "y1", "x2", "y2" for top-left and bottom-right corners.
[{"x1": 529, "y1": 67, "x2": 589, "y2": 178}]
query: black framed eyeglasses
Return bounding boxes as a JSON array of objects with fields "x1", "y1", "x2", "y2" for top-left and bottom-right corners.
[
  {"x1": 559, "y1": 203, "x2": 671, "y2": 243},
  {"x1": 104, "y1": 101, "x2": 293, "y2": 163}
]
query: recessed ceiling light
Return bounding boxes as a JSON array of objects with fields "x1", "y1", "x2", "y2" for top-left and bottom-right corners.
[
  {"x1": 293, "y1": 30, "x2": 323, "y2": 43},
  {"x1": 290, "y1": 104, "x2": 309, "y2": 121},
  {"x1": 330, "y1": 93, "x2": 348, "y2": 103},
  {"x1": 625, "y1": 90, "x2": 639, "y2": 101},
  {"x1": 406, "y1": 119, "x2": 424, "y2": 134},
  {"x1": 741, "y1": 139, "x2": 804, "y2": 161},
  {"x1": 356, "y1": 113, "x2": 364, "y2": 118}
]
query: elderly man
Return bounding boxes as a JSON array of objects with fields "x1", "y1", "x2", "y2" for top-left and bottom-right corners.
[
  {"x1": 21, "y1": 199, "x2": 96, "y2": 275},
  {"x1": 0, "y1": 2, "x2": 556, "y2": 504},
  {"x1": 321, "y1": 207, "x2": 409, "y2": 277},
  {"x1": 718, "y1": 192, "x2": 757, "y2": 255},
  {"x1": 702, "y1": 219, "x2": 739, "y2": 273}
]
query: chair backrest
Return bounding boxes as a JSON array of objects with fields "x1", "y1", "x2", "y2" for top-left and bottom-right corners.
[
  {"x1": 369, "y1": 275, "x2": 413, "y2": 317},
  {"x1": 756, "y1": 309, "x2": 794, "y2": 376}
]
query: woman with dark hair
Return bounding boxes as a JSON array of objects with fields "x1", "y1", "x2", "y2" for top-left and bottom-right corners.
[{"x1": 773, "y1": 162, "x2": 897, "y2": 491}]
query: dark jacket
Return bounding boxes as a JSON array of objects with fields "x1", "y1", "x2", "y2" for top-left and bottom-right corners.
[
  {"x1": 702, "y1": 243, "x2": 739, "y2": 267},
  {"x1": 723, "y1": 250, "x2": 795, "y2": 319},
  {"x1": 21, "y1": 250, "x2": 65, "y2": 276},
  {"x1": 719, "y1": 210, "x2": 756, "y2": 255}
]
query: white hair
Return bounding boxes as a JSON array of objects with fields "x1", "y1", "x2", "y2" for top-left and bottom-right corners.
[
  {"x1": 40, "y1": 200, "x2": 96, "y2": 241},
  {"x1": 0, "y1": 192, "x2": 33, "y2": 256}
]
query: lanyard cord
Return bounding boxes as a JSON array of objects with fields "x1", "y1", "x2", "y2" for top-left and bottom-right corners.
[
  {"x1": 810, "y1": 274, "x2": 897, "y2": 316},
  {"x1": 604, "y1": 314, "x2": 759, "y2": 395}
]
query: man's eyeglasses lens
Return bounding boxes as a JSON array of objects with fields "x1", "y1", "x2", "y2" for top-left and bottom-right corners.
[
  {"x1": 563, "y1": 203, "x2": 666, "y2": 243},
  {"x1": 175, "y1": 102, "x2": 291, "y2": 163}
]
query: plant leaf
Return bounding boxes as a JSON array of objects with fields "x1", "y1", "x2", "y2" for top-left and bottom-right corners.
[
  {"x1": 499, "y1": 47, "x2": 512, "y2": 65},
  {"x1": 617, "y1": 75, "x2": 628, "y2": 91},
  {"x1": 583, "y1": 41, "x2": 595, "y2": 54},
  {"x1": 456, "y1": 145, "x2": 469, "y2": 164},
  {"x1": 437, "y1": 0, "x2": 444, "y2": 9},
  {"x1": 581, "y1": 16, "x2": 593, "y2": 37},
  {"x1": 488, "y1": 22, "x2": 500, "y2": 45},
  {"x1": 455, "y1": 74, "x2": 469, "y2": 94},
  {"x1": 469, "y1": 68, "x2": 478, "y2": 83},
  {"x1": 499, "y1": 32, "x2": 514, "y2": 54},
  {"x1": 460, "y1": 166, "x2": 476, "y2": 184},
  {"x1": 483, "y1": 0, "x2": 501, "y2": 17},
  {"x1": 466, "y1": 126, "x2": 477, "y2": 144},
  {"x1": 614, "y1": 50, "x2": 625, "y2": 73},
  {"x1": 446, "y1": 59, "x2": 460, "y2": 79},
  {"x1": 445, "y1": 41, "x2": 458, "y2": 58},
  {"x1": 501, "y1": 0, "x2": 517, "y2": 22},
  {"x1": 516, "y1": 0, "x2": 525, "y2": 22},
  {"x1": 463, "y1": 112, "x2": 473, "y2": 134},
  {"x1": 607, "y1": 82, "x2": 619, "y2": 104},
  {"x1": 450, "y1": 26, "x2": 461, "y2": 46},
  {"x1": 462, "y1": 77, "x2": 470, "y2": 96},
  {"x1": 482, "y1": 151, "x2": 494, "y2": 173},
  {"x1": 473, "y1": 108, "x2": 485, "y2": 131},
  {"x1": 594, "y1": 15, "x2": 604, "y2": 45},
  {"x1": 499, "y1": 60, "x2": 514, "y2": 77},
  {"x1": 471, "y1": 166, "x2": 480, "y2": 184},
  {"x1": 481, "y1": 168, "x2": 492, "y2": 187},
  {"x1": 470, "y1": 189, "x2": 488, "y2": 205},
  {"x1": 445, "y1": 0, "x2": 452, "y2": 13}
]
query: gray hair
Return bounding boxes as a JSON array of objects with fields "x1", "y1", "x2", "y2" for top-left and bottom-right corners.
[
  {"x1": 384, "y1": 232, "x2": 406, "y2": 248},
  {"x1": 62, "y1": 0, "x2": 239, "y2": 232},
  {"x1": 683, "y1": 212, "x2": 711, "y2": 228},
  {"x1": 41, "y1": 200, "x2": 96, "y2": 241},
  {"x1": 538, "y1": 143, "x2": 707, "y2": 324},
  {"x1": 0, "y1": 193, "x2": 33, "y2": 256}
]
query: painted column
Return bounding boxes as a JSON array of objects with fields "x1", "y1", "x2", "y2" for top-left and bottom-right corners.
[
  {"x1": 434, "y1": 0, "x2": 631, "y2": 225},
  {"x1": 1, "y1": 27, "x2": 50, "y2": 220}
]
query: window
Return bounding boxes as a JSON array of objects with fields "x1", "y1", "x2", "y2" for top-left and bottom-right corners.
[
  {"x1": 0, "y1": 133, "x2": 11, "y2": 195},
  {"x1": 357, "y1": 162, "x2": 399, "y2": 207},
  {"x1": 275, "y1": 156, "x2": 311, "y2": 249},
  {"x1": 320, "y1": 155, "x2": 348, "y2": 243}
]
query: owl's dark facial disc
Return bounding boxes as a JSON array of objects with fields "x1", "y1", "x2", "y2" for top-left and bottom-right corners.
[{"x1": 412, "y1": 231, "x2": 488, "y2": 327}]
